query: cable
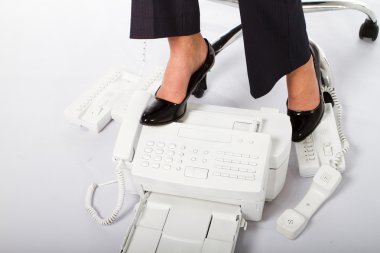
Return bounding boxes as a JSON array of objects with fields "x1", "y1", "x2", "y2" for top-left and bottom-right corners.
[
  {"x1": 321, "y1": 87, "x2": 350, "y2": 170},
  {"x1": 85, "y1": 161, "x2": 129, "y2": 225},
  {"x1": 138, "y1": 40, "x2": 148, "y2": 77},
  {"x1": 120, "y1": 192, "x2": 151, "y2": 252}
]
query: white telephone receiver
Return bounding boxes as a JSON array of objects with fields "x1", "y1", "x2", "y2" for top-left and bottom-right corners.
[
  {"x1": 85, "y1": 90, "x2": 152, "y2": 225},
  {"x1": 113, "y1": 90, "x2": 152, "y2": 163}
]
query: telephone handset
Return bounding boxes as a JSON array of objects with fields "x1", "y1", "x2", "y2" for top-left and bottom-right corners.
[
  {"x1": 277, "y1": 165, "x2": 342, "y2": 239},
  {"x1": 113, "y1": 90, "x2": 152, "y2": 162},
  {"x1": 85, "y1": 90, "x2": 152, "y2": 225}
]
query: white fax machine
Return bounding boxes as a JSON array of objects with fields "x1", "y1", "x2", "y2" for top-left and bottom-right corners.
[{"x1": 110, "y1": 91, "x2": 292, "y2": 252}]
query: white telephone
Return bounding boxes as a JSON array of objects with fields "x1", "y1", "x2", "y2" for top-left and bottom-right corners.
[
  {"x1": 64, "y1": 68, "x2": 163, "y2": 132},
  {"x1": 295, "y1": 102, "x2": 346, "y2": 177}
]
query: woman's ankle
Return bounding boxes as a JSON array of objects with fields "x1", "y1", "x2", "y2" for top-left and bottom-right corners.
[
  {"x1": 156, "y1": 34, "x2": 208, "y2": 103},
  {"x1": 286, "y1": 56, "x2": 320, "y2": 111},
  {"x1": 168, "y1": 33, "x2": 207, "y2": 74}
]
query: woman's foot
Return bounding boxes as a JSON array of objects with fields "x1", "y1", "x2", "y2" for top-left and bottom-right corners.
[
  {"x1": 286, "y1": 49, "x2": 325, "y2": 142},
  {"x1": 140, "y1": 37, "x2": 215, "y2": 125},
  {"x1": 156, "y1": 33, "x2": 209, "y2": 104},
  {"x1": 286, "y1": 55, "x2": 320, "y2": 111}
]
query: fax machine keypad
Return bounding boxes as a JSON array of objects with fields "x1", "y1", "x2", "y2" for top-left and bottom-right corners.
[
  {"x1": 213, "y1": 151, "x2": 258, "y2": 181},
  {"x1": 138, "y1": 140, "x2": 259, "y2": 182}
]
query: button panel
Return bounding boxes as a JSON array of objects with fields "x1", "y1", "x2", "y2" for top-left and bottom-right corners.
[
  {"x1": 136, "y1": 139, "x2": 260, "y2": 182},
  {"x1": 302, "y1": 136, "x2": 316, "y2": 161}
]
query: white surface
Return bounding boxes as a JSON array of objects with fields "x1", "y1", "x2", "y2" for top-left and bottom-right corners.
[{"x1": 1, "y1": 0, "x2": 380, "y2": 252}]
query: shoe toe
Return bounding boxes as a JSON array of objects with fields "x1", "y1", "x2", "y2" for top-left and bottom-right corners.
[{"x1": 140, "y1": 98, "x2": 186, "y2": 125}]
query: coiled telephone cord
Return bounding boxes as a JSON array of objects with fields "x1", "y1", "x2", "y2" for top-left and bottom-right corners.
[
  {"x1": 85, "y1": 161, "x2": 128, "y2": 225},
  {"x1": 322, "y1": 86, "x2": 350, "y2": 170}
]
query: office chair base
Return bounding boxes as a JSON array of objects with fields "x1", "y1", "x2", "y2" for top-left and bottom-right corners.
[{"x1": 359, "y1": 19, "x2": 379, "y2": 41}]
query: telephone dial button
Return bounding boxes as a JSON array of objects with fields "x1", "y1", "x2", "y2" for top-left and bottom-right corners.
[
  {"x1": 146, "y1": 141, "x2": 155, "y2": 146},
  {"x1": 142, "y1": 154, "x2": 151, "y2": 160},
  {"x1": 141, "y1": 161, "x2": 149, "y2": 167},
  {"x1": 155, "y1": 149, "x2": 164, "y2": 154},
  {"x1": 154, "y1": 156, "x2": 162, "y2": 161},
  {"x1": 157, "y1": 142, "x2": 165, "y2": 148},
  {"x1": 144, "y1": 148, "x2": 153, "y2": 153}
]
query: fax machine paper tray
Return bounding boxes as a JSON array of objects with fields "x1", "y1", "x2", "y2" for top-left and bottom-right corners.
[{"x1": 121, "y1": 192, "x2": 245, "y2": 253}]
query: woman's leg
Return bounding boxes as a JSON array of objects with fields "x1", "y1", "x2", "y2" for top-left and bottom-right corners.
[
  {"x1": 130, "y1": 0, "x2": 201, "y2": 39},
  {"x1": 238, "y1": 0, "x2": 319, "y2": 109},
  {"x1": 155, "y1": 35, "x2": 208, "y2": 104},
  {"x1": 286, "y1": 56, "x2": 320, "y2": 111},
  {"x1": 130, "y1": 0, "x2": 208, "y2": 104},
  {"x1": 238, "y1": 0, "x2": 322, "y2": 141}
]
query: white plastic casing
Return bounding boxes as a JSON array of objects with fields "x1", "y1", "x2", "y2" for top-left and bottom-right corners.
[{"x1": 65, "y1": 68, "x2": 163, "y2": 133}]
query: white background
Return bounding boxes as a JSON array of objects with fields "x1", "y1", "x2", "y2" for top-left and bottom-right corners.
[{"x1": 1, "y1": 0, "x2": 379, "y2": 252}]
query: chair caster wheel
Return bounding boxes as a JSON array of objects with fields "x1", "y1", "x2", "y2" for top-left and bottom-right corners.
[{"x1": 359, "y1": 19, "x2": 379, "y2": 41}]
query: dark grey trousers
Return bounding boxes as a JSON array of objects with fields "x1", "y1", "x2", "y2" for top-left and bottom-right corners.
[{"x1": 130, "y1": 0, "x2": 311, "y2": 98}]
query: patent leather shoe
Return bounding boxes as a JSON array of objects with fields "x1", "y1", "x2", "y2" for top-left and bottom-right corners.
[
  {"x1": 140, "y1": 38, "x2": 215, "y2": 125},
  {"x1": 287, "y1": 45, "x2": 325, "y2": 142}
]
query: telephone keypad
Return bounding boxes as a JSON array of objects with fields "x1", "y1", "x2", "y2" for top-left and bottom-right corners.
[{"x1": 302, "y1": 136, "x2": 316, "y2": 162}]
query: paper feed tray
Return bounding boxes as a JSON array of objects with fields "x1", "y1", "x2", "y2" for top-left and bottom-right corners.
[{"x1": 121, "y1": 192, "x2": 246, "y2": 253}]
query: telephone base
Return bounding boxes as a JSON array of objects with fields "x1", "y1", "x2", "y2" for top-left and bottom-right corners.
[
  {"x1": 295, "y1": 103, "x2": 345, "y2": 177},
  {"x1": 64, "y1": 68, "x2": 163, "y2": 133}
]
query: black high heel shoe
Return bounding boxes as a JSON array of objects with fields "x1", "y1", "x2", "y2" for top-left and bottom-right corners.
[
  {"x1": 140, "y1": 38, "x2": 215, "y2": 126},
  {"x1": 287, "y1": 45, "x2": 325, "y2": 142}
]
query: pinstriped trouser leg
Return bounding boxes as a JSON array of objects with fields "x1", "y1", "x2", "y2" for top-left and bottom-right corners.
[
  {"x1": 130, "y1": 0, "x2": 201, "y2": 38},
  {"x1": 129, "y1": 0, "x2": 311, "y2": 99},
  {"x1": 238, "y1": 0, "x2": 311, "y2": 98}
]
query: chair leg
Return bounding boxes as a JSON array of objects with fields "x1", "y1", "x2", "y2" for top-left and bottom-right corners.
[
  {"x1": 210, "y1": 0, "x2": 379, "y2": 41},
  {"x1": 303, "y1": 0, "x2": 376, "y2": 22},
  {"x1": 303, "y1": 1, "x2": 378, "y2": 41},
  {"x1": 212, "y1": 25, "x2": 242, "y2": 55}
]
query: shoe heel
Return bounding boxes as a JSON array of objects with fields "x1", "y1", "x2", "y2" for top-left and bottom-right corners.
[{"x1": 192, "y1": 77, "x2": 208, "y2": 98}]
